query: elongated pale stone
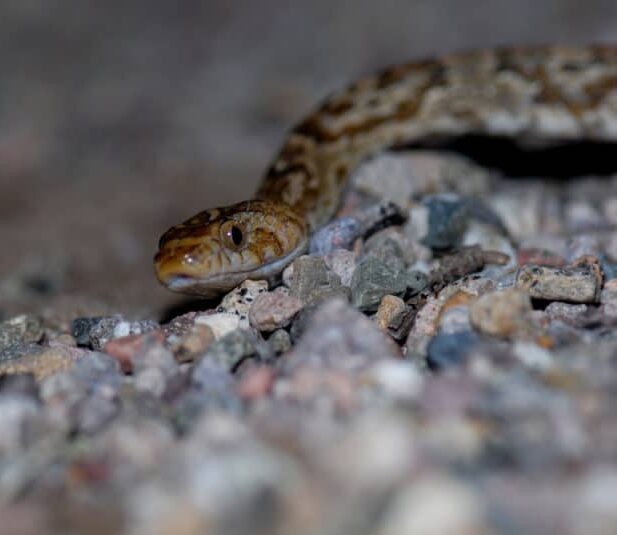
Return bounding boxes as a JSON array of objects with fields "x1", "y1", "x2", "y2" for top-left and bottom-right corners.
[{"x1": 515, "y1": 265, "x2": 600, "y2": 303}]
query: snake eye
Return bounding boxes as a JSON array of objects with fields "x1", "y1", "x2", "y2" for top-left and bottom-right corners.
[{"x1": 221, "y1": 221, "x2": 246, "y2": 250}]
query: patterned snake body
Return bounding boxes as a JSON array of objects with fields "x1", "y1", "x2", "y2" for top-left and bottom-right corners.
[{"x1": 155, "y1": 45, "x2": 617, "y2": 297}]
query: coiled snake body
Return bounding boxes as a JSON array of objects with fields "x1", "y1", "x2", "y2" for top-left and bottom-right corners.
[{"x1": 155, "y1": 45, "x2": 617, "y2": 297}]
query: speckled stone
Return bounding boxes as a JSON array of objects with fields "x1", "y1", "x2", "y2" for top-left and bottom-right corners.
[
  {"x1": 217, "y1": 280, "x2": 269, "y2": 328},
  {"x1": 350, "y1": 256, "x2": 408, "y2": 312},
  {"x1": 545, "y1": 302, "x2": 589, "y2": 327},
  {"x1": 470, "y1": 288, "x2": 534, "y2": 339},
  {"x1": 516, "y1": 264, "x2": 601, "y2": 303},
  {"x1": 601, "y1": 278, "x2": 617, "y2": 320},
  {"x1": 248, "y1": 289, "x2": 303, "y2": 332},
  {"x1": 0, "y1": 315, "x2": 43, "y2": 354},
  {"x1": 74, "y1": 315, "x2": 159, "y2": 351}
]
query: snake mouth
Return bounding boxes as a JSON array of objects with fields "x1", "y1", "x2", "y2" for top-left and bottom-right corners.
[{"x1": 157, "y1": 237, "x2": 308, "y2": 297}]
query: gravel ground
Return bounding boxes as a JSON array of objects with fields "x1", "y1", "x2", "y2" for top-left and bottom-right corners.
[{"x1": 2, "y1": 2, "x2": 617, "y2": 534}]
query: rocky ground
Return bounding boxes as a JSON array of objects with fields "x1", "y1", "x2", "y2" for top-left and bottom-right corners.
[{"x1": 3, "y1": 145, "x2": 617, "y2": 534}]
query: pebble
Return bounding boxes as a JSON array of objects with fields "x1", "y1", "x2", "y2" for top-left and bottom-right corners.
[
  {"x1": 516, "y1": 264, "x2": 601, "y2": 303},
  {"x1": 0, "y1": 315, "x2": 43, "y2": 353},
  {"x1": 512, "y1": 341, "x2": 553, "y2": 370},
  {"x1": 375, "y1": 295, "x2": 415, "y2": 341},
  {"x1": 74, "y1": 315, "x2": 159, "y2": 351},
  {"x1": 350, "y1": 256, "x2": 408, "y2": 312},
  {"x1": 426, "y1": 331, "x2": 480, "y2": 370},
  {"x1": 289, "y1": 255, "x2": 348, "y2": 304},
  {"x1": 470, "y1": 288, "x2": 534, "y2": 339},
  {"x1": 545, "y1": 302, "x2": 590, "y2": 327},
  {"x1": 0, "y1": 344, "x2": 85, "y2": 381},
  {"x1": 194, "y1": 312, "x2": 242, "y2": 339},
  {"x1": 217, "y1": 280, "x2": 268, "y2": 328},
  {"x1": 103, "y1": 330, "x2": 166, "y2": 372},
  {"x1": 422, "y1": 195, "x2": 470, "y2": 249},
  {"x1": 601, "y1": 278, "x2": 617, "y2": 320},
  {"x1": 517, "y1": 247, "x2": 566, "y2": 268},
  {"x1": 198, "y1": 329, "x2": 266, "y2": 371},
  {"x1": 248, "y1": 290, "x2": 303, "y2": 332},
  {"x1": 309, "y1": 216, "x2": 362, "y2": 255},
  {"x1": 323, "y1": 248, "x2": 357, "y2": 286},
  {"x1": 130, "y1": 334, "x2": 178, "y2": 377},
  {"x1": 169, "y1": 324, "x2": 215, "y2": 364},
  {"x1": 284, "y1": 298, "x2": 400, "y2": 374},
  {"x1": 267, "y1": 329, "x2": 292, "y2": 355}
]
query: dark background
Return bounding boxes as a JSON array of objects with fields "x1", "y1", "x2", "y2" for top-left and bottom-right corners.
[{"x1": 1, "y1": 0, "x2": 616, "y2": 318}]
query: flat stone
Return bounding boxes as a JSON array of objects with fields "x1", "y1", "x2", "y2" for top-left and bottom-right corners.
[
  {"x1": 470, "y1": 288, "x2": 534, "y2": 339},
  {"x1": 289, "y1": 255, "x2": 348, "y2": 305},
  {"x1": 351, "y1": 256, "x2": 408, "y2": 312},
  {"x1": 545, "y1": 302, "x2": 589, "y2": 327},
  {"x1": 516, "y1": 264, "x2": 600, "y2": 303},
  {"x1": 249, "y1": 290, "x2": 303, "y2": 332},
  {"x1": 194, "y1": 312, "x2": 242, "y2": 339},
  {"x1": 0, "y1": 344, "x2": 86, "y2": 381}
]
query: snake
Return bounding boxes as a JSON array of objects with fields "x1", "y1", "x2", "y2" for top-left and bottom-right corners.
[{"x1": 154, "y1": 45, "x2": 617, "y2": 297}]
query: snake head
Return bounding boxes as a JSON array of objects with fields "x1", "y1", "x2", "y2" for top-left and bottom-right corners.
[{"x1": 154, "y1": 200, "x2": 308, "y2": 297}]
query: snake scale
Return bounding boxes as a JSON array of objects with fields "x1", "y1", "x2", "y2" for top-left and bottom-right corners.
[{"x1": 154, "y1": 45, "x2": 617, "y2": 297}]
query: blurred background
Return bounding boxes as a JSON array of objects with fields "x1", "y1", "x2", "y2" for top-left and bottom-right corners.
[{"x1": 1, "y1": 0, "x2": 617, "y2": 318}]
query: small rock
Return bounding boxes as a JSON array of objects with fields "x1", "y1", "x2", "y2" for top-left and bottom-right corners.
[
  {"x1": 217, "y1": 280, "x2": 269, "y2": 328},
  {"x1": 236, "y1": 364, "x2": 275, "y2": 401},
  {"x1": 248, "y1": 290, "x2": 303, "y2": 332},
  {"x1": 363, "y1": 234, "x2": 407, "y2": 273},
  {"x1": 422, "y1": 195, "x2": 470, "y2": 249},
  {"x1": 130, "y1": 334, "x2": 178, "y2": 377},
  {"x1": 309, "y1": 217, "x2": 362, "y2": 255},
  {"x1": 516, "y1": 264, "x2": 601, "y2": 303},
  {"x1": 76, "y1": 315, "x2": 159, "y2": 351},
  {"x1": 565, "y1": 234, "x2": 601, "y2": 262},
  {"x1": 267, "y1": 329, "x2": 292, "y2": 355},
  {"x1": 601, "y1": 278, "x2": 617, "y2": 320},
  {"x1": 194, "y1": 312, "x2": 241, "y2": 339},
  {"x1": 470, "y1": 288, "x2": 534, "y2": 339},
  {"x1": 426, "y1": 331, "x2": 480, "y2": 370},
  {"x1": 77, "y1": 389, "x2": 119, "y2": 434},
  {"x1": 0, "y1": 344, "x2": 85, "y2": 381},
  {"x1": 545, "y1": 302, "x2": 589, "y2": 327},
  {"x1": 323, "y1": 249, "x2": 357, "y2": 287},
  {"x1": 350, "y1": 256, "x2": 408, "y2": 312},
  {"x1": 283, "y1": 298, "x2": 400, "y2": 373},
  {"x1": 517, "y1": 247, "x2": 566, "y2": 268},
  {"x1": 104, "y1": 330, "x2": 166, "y2": 373},
  {"x1": 375, "y1": 295, "x2": 415, "y2": 341},
  {"x1": 0, "y1": 315, "x2": 43, "y2": 353},
  {"x1": 134, "y1": 367, "x2": 168, "y2": 397},
  {"x1": 512, "y1": 341, "x2": 553, "y2": 370},
  {"x1": 365, "y1": 360, "x2": 424, "y2": 400},
  {"x1": 170, "y1": 324, "x2": 215, "y2": 364},
  {"x1": 199, "y1": 329, "x2": 266, "y2": 371},
  {"x1": 289, "y1": 255, "x2": 348, "y2": 304}
]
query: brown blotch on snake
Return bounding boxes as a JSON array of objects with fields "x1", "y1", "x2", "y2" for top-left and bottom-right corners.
[{"x1": 155, "y1": 45, "x2": 617, "y2": 297}]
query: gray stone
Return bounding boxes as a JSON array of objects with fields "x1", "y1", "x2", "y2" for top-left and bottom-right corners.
[
  {"x1": 427, "y1": 331, "x2": 480, "y2": 370},
  {"x1": 290, "y1": 255, "x2": 349, "y2": 305},
  {"x1": 249, "y1": 290, "x2": 303, "y2": 332},
  {"x1": 422, "y1": 195, "x2": 470, "y2": 249},
  {"x1": 351, "y1": 256, "x2": 408, "y2": 312},
  {"x1": 0, "y1": 315, "x2": 43, "y2": 352}
]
